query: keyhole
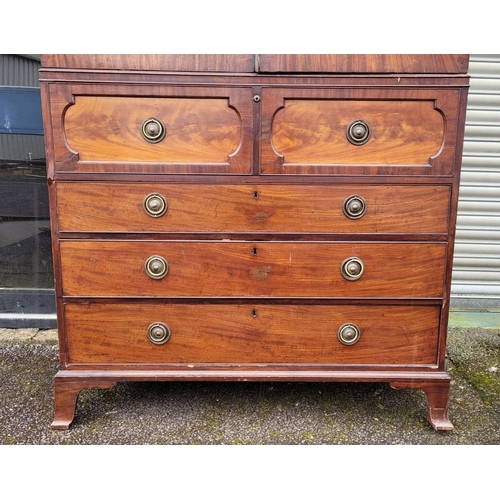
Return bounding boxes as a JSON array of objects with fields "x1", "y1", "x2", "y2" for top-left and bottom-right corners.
[
  {"x1": 253, "y1": 191, "x2": 258, "y2": 199},
  {"x1": 253, "y1": 247, "x2": 258, "y2": 256},
  {"x1": 251, "y1": 309, "x2": 257, "y2": 318}
]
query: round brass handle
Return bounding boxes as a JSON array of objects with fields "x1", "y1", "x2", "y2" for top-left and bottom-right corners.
[
  {"x1": 343, "y1": 195, "x2": 367, "y2": 219},
  {"x1": 145, "y1": 255, "x2": 169, "y2": 279},
  {"x1": 147, "y1": 322, "x2": 171, "y2": 345},
  {"x1": 341, "y1": 257, "x2": 364, "y2": 281},
  {"x1": 346, "y1": 119, "x2": 371, "y2": 146},
  {"x1": 338, "y1": 323, "x2": 361, "y2": 346},
  {"x1": 143, "y1": 193, "x2": 168, "y2": 218},
  {"x1": 141, "y1": 117, "x2": 166, "y2": 143}
]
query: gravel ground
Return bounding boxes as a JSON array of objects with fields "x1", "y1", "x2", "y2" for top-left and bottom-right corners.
[{"x1": 0, "y1": 326, "x2": 499, "y2": 445}]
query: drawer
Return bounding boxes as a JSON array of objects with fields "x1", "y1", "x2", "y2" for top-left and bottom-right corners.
[
  {"x1": 60, "y1": 241, "x2": 446, "y2": 298},
  {"x1": 46, "y1": 84, "x2": 253, "y2": 174},
  {"x1": 57, "y1": 182, "x2": 451, "y2": 235},
  {"x1": 64, "y1": 303, "x2": 440, "y2": 365},
  {"x1": 260, "y1": 87, "x2": 461, "y2": 175}
]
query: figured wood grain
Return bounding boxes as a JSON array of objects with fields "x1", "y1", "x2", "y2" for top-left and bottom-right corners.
[
  {"x1": 260, "y1": 87, "x2": 461, "y2": 176},
  {"x1": 41, "y1": 54, "x2": 255, "y2": 73},
  {"x1": 258, "y1": 54, "x2": 469, "y2": 74},
  {"x1": 64, "y1": 303, "x2": 440, "y2": 365},
  {"x1": 271, "y1": 99, "x2": 443, "y2": 165},
  {"x1": 64, "y1": 96, "x2": 240, "y2": 162},
  {"x1": 56, "y1": 182, "x2": 451, "y2": 235},
  {"x1": 46, "y1": 84, "x2": 253, "y2": 174},
  {"x1": 59, "y1": 241, "x2": 447, "y2": 298}
]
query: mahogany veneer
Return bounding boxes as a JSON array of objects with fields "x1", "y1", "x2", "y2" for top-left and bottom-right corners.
[{"x1": 40, "y1": 54, "x2": 469, "y2": 431}]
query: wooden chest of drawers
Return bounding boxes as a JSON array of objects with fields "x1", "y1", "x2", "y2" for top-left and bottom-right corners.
[{"x1": 39, "y1": 54, "x2": 469, "y2": 430}]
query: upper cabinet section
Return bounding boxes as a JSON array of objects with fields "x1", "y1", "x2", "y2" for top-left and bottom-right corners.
[
  {"x1": 257, "y1": 54, "x2": 469, "y2": 74},
  {"x1": 40, "y1": 55, "x2": 469, "y2": 177}
]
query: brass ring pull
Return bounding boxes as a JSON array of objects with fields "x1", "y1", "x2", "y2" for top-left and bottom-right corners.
[
  {"x1": 338, "y1": 323, "x2": 361, "y2": 346},
  {"x1": 143, "y1": 193, "x2": 168, "y2": 218},
  {"x1": 147, "y1": 322, "x2": 171, "y2": 345},
  {"x1": 341, "y1": 257, "x2": 364, "y2": 281},
  {"x1": 141, "y1": 117, "x2": 166, "y2": 143},
  {"x1": 145, "y1": 255, "x2": 169, "y2": 280},
  {"x1": 343, "y1": 195, "x2": 367, "y2": 219},
  {"x1": 346, "y1": 119, "x2": 371, "y2": 146}
]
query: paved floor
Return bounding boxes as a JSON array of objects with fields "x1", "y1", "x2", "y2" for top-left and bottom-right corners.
[{"x1": 0, "y1": 325, "x2": 498, "y2": 445}]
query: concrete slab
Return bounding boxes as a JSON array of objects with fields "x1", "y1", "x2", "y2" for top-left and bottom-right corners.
[{"x1": 0, "y1": 322, "x2": 498, "y2": 445}]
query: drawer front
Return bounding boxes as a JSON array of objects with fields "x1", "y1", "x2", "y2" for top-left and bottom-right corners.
[
  {"x1": 46, "y1": 85, "x2": 253, "y2": 174},
  {"x1": 261, "y1": 88, "x2": 461, "y2": 175},
  {"x1": 60, "y1": 241, "x2": 446, "y2": 298},
  {"x1": 57, "y1": 182, "x2": 451, "y2": 235},
  {"x1": 64, "y1": 303, "x2": 440, "y2": 365}
]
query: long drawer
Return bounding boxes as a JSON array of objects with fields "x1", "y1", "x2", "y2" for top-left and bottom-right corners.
[
  {"x1": 60, "y1": 241, "x2": 447, "y2": 298},
  {"x1": 56, "y1": 183, "x2": 451, "y2": 235},
  {"x1": 64, "y1": 303, "x2": 441, "y2": 365}
]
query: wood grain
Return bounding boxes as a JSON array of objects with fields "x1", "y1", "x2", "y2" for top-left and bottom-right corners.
[
  {"x1": 56, "y1": 182, "x2": 451, "y2": 235},
  {"x1": 46, "y1": 84, "x2": 254, "y2": 174},
  {"x1": 271, "y1": 99, "x2": 443, "y2": 165},
  {"x1": 64, "y1": 96, "x2": 241, "y2": 162},
  {"x1": 258, "y1": 54, "x2": 469, "y2": 74},
  {"x1": 41, "y1": 54, "x2": 255, "y2": 73},
  {"x1": 260, "y1": 87, "x2": 461, "y2": 176},
  {"x1": 59, "y1": 241, "x2": 447, "y2": 298},
  {"x1": 39, "y1": 54, "x2": 468, "y2": 431},
  {"x1": 41, "y1": 54, "x2": 469, "y2": 75},
  {"x1": 64, "y1": 303, "x2": 440, "y2": 365}
]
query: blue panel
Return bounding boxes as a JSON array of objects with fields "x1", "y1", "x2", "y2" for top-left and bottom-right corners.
[{"x1": 0, "y1": 87, "x2": 43, "y2": 135}]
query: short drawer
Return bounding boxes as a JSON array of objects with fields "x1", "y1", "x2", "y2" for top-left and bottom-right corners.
[
  {"x1": 56, "y1": 182, "x2": 451, "y2": 235},
  {"x1": 260, "y1": 87, "x2": 461, "y2": 175},
  {"x1": 46, "y1": 84, "x2": 253, "y2": 174},
  {"x1": 64, "y1": 303, "x2": 441, "y2": 366},
  {"x1": 60, "y1": 241, "x2": 447, "y2": 298}
]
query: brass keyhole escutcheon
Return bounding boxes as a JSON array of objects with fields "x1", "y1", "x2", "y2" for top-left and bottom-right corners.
[
  {"x1": 346, "y1": 119, "x2": 371, "y2": 146},
  {"x1": 341, "y1": 257, "x2": 365, "y2": 281},
  {"x1": 338, "y1": 323, "x2": 361, "y2": 346},
  {"x1": 343, "y1": 195, "x2": 367, "y2": 219},
  {"x1": 145, "y1": 255, "x2": 169, "y2": 280},
  {"x1": 141, "y1": 117, "x2": 166, "y2": 143},
  {"x1": 147, "y1": 322, "x2": 171, "y2": 345},
  {"x1": 143, "y1": 193, "x2": 168, "y2": 218}
]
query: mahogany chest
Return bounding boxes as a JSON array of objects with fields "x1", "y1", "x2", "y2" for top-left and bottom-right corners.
[{"x1": 39, "y1": 54, "x2": 469, "y2": 430}]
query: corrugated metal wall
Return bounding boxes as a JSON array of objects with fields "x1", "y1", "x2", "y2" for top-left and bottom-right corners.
[
  {"x1": 452, "y1": 54, "x2": 500, "y2": 306},
  {"x1": 0, "y1": 54, "x2": 45, "y2": 161},
  {"x1": 0, "y1": 54, "x2": 41, "y2": 87}
]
